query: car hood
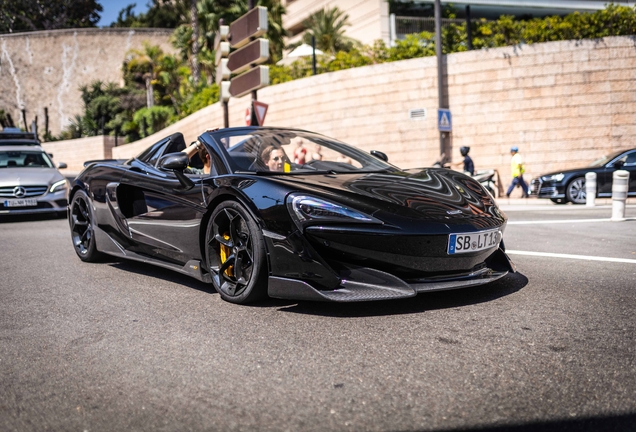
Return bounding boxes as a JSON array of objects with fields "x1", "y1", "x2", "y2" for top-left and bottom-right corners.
[
  {"x1": 270, "y1": 167, "x2": 505, "y2": 229},
  {"x1": 0, "y1": 167, "x2": 64, "y2": 186},
  {"x1": 534, "y1": 166, "x2": 605, "y2": 179}
]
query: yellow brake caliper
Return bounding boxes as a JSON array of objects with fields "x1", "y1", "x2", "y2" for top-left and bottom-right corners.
[{"x1": 219, "y1": 233, "x2": 234, "y2": 277}]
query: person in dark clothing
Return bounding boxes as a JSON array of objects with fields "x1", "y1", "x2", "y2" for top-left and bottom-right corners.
[{"x1": 451, "y1": 146, "x2": 474, "y2": 176}]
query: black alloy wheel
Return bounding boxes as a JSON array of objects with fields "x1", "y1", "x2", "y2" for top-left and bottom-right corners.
[
  {"x1": 566, "y1": 177, "x2": 586, "y2": 204},
  {"x1": 69, "y1": 190, "x2": 103, "y2": 261},
  {"x1": 206, "y1": 201, "x2": 267, "y2": 304}
]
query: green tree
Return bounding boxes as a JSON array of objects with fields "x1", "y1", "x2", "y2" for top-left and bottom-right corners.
[
  {"x1": 300, "y1": 7, "x2": 360, "y2": 55},
  {"x1": 0, "y1": 0, "x2": 102, "y2": 33}
]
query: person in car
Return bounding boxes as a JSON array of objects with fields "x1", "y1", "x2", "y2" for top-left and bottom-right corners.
[
  {"x1": 182, "y1": 140, "x2": 211, "y2": 175},
  {"x1": 261, "y1": 145, "x2": 288, "y2": 172}
]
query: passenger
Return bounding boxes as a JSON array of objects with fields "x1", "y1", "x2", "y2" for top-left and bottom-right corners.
[{"x1": 261, "y1": 145, "x2": 288, "y2": 172}]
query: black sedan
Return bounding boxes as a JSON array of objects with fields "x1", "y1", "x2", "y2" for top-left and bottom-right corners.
[
  {"x1": 531, "y1": 148, "x2": 636, "y2": 204},
  {"x1": 68, "y1": 127, "x2": 515, "y2": 304}
]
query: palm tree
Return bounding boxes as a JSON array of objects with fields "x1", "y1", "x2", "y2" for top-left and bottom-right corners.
[
  {"x1": 301, "y1": 7, "x2": 359, "y2": 54},
  {"x1": 125, "y1": 43, "x2": 165, "y2": 108}
]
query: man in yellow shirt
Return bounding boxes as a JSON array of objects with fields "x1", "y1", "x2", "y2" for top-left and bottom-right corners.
[{"x1": 506, "y1": 146, "x2": 529, "y2": 198}]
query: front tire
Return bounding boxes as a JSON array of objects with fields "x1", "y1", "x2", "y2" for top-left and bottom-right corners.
[
  {"x1": 566, "y1": 177, "x2": 586, "y2": 204},
  {"x1": 69, "y1": 190, "x2": 103, "y2": 262},
  {"x1": 205, "y1": 201, "x2": 267, "y2": 304}
]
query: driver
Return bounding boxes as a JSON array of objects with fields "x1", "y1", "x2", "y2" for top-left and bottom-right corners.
[
  {"x1": 261, "y1": 146, "x2": 288, "y2": 172},
  {"x1": 182, "y1": 140, "x2": 211, "y2": 174}
]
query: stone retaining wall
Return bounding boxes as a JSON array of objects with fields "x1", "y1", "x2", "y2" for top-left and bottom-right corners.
[{"x1": 0, "y1": 28, "x2": 173, "y2": 137}]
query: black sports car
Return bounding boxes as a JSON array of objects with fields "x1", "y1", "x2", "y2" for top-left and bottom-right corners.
[
  {"x1": 530, "y1": 148, "x2": 636, "y2": 204},
  {"x1": 68, "y1": 127, "x2": 515, "y2": 304}
]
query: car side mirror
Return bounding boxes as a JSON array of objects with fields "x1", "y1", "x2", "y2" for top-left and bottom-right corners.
[
  {"x1": 58, "y1": 162, "x2": 68, "y2": 169},
  {"x1": 613, "y1": 159, "x2": 625, "y2": 169},
  {"x1": 158, "y1": 152, "x2": 194, "y2": 190},
  {"x1": 370, "y1": 150, "x2": 388, "y2": 162}
]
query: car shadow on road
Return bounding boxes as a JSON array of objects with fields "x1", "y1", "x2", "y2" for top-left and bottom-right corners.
[
  {"x1": 276, "y1": 272, "x2": 528, "y2": 317},
  {"x1": 0, "y1": 213, "x2": 66, "y2": 223},
  {"x1": 108, "y1": 260, "x2": 219, "y2": 295}
]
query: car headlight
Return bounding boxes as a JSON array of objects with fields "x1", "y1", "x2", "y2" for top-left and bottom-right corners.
[
  {"x1": 50, "y1": 179, "x2": 68, "y2": 193},
  {"x1": 541, "y1": 173, "x2": 564, "y2": 182},
  {"x1": 286, "y1": 194, "x2": 381, "y2": 229}
]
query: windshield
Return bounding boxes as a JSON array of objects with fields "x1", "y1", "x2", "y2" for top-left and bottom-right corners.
[
  {"x1": 213, "y1": 129, "x2": 394, "y2": 174},
  {"x1": 588, "y1": 150, "x2": 627, "y2": 167},
  {"x1": 0, "y1": 150, "x2": 54, "y2": 168}
]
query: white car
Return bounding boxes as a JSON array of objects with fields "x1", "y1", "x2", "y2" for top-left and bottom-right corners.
[{"x1": 0, "y1": 145, "x2": 68, "y2": 216}]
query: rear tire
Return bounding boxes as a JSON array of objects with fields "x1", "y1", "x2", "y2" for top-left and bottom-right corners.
[
  {"x1": 205, "y1": 201, "x2": 268, "y2": 304},
  {"x1": 69, "y1": 190, "x2": 104, "y2": 262}
]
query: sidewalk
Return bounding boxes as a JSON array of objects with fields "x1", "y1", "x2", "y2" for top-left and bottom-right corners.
[{"x1": 497, "y1": 197, "x2": 636, "y2": 206}]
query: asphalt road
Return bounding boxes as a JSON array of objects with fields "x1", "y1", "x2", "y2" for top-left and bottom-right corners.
[{"x1": 1, "y1": 204, "x2": 635, "y2": 432}]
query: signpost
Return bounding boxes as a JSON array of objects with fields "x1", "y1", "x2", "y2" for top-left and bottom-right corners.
[
  {"x1": 229, "y1": 66, "x2": 269, "y2": 99},
  {"x1": 215, "y1": 23, "x2": 230, "y2": 127},
  {"x1": 216, "y1": 5, "x2": 270, "y2": 127},
  {"x1": 253, "y1": 101, "x2": 268, "y2": 126},
  {"x1": 228, "y1": 6, "x2": 268, "y2": 49},
  {"x1": 438, "y1": 109, "x2": 452, "y2": 132}
]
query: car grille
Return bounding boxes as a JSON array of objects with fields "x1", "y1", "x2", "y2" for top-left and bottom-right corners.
[{"x1": 0, "y1": 185, "x2": 48, "y2": 198}]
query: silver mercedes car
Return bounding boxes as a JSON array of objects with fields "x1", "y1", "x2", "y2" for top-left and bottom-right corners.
[{"x1": 0, "y1": 145, "x2": 69, "y2": 216}]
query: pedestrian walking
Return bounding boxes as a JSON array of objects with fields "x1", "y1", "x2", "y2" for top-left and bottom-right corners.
[{"x1": 506, "y1": 146, "x2": 529, "y2": 198}]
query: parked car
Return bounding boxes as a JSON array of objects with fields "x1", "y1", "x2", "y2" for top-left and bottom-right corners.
[
  {"x1": 530, "y1": 148, "x2": 636, "y2": 204},
  {"x1": 0, "y1": 145, "x2": 68, "y2": 217},
  {"x1": 68, "y1": 127, "x2": 516, "y2": 304},
  {"x1": 0, "y1": 129, "x2": 41, "y2": 147}
]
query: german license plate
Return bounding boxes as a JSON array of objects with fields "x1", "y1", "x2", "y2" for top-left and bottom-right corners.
[
  {"x1": 448, "y1": 229, "x2": 501, "y2": 254},
  {"x1": 4, "y1": 198, "x2": 37, "y2": 207}
]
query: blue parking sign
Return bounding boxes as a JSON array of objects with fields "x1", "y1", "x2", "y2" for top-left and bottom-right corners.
[{"x1": 438, "y1": 109, "x2": 452, "y2": 132}]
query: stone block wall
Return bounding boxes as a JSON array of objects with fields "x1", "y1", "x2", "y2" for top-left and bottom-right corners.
[
  {"x1": 103, "y1": 36, "x2": 634, "y2": 197},
  {"x1": 0, "y1": 28, "x2": 173, "y2": 138},
  {"x1": 41, "y1": 135, "x2": 116, "y2": 172}
]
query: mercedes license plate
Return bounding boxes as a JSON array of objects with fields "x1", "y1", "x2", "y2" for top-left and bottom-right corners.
[
  {"x1": 448, "y1": 229, "x2": 500, "y2": 254},
  {"x1": 4, "y1": 198, "x2": 38, "y2": 207}
]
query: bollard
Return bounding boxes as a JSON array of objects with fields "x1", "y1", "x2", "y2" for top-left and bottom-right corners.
[
  {"x1": 611, "y1": 170, "x2": 630, "y2": 222},
  {"x1": 585, "y1": 172, "x2": 596, "y2": 207}
]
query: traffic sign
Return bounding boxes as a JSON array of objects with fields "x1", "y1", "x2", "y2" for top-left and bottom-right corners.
[
  {"x1": 438, "y1": 108, "x2": 452, "y2": 132},
  {"x1": 227, "y1": 38, "x2": 269, "y2": 75},
  {"x1": 215, "y1": 41, "x2": 230, "y2": 66},
  {"x1": 253, "y1": 101, "x2": 268, "y2": 126},
  {"x1": 229, "y1": 66, "x2": 269, "y2": 98},
  {"x1": 214, "y1": 25, "x2": 229, "y2": 51},
  {"x1": 216, "y1": 58, "x2": 230, "y2": 86},
  {"x1": 220, "y1": 81, "x2": 231, "y2": 102},
  {"x1": 228, "y1": 6, "x2": 268, "y2": 49}
]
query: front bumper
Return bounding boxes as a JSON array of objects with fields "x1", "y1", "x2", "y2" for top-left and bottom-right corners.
[
  {"x1": 0, "y1": 191, "x2": 68, "y2": 215},
  {"x1": 530, "y1": 179, "x2": 565, "y2": 199},
  {"x1": 268, "y1": 246, "x2": 516, "y2": 302}
]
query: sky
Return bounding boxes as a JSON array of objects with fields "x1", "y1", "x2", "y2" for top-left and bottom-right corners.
[{"x1": 97, "y1": 0, "x2": 150, "y2": 27}]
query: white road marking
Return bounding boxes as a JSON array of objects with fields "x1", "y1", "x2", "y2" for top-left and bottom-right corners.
[
  {"x1": 507, "y1": 250, "x2": 636, "y2": 264},
  {"x1": 509, "y1": 218, "x2": 610, "y2": 225}
]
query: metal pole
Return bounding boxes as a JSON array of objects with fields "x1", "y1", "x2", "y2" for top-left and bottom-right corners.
[
  {"x1": 248, "y1": 0, "x2": 259, "y2": 126},
  {"x1": 219, "y1": 18, "x2": 229, "y2": 129},
  {"x1": 311, "y1": 35, "x2": 317, "y2": 75},
  {"x1": 466, "y1": 5, "x2": 473, "y2": 50},
  {"x1": 435, "y1": 0, "x2": 445, "y2": 157}
]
